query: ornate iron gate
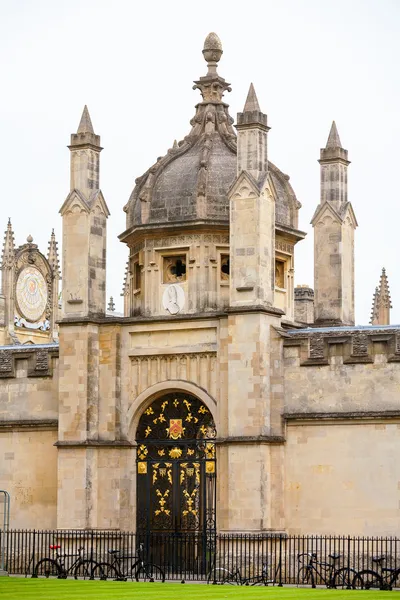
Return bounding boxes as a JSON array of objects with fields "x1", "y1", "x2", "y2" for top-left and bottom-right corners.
[{"x1": 136, "y1": 393, "x2": 216, "y2": 571}]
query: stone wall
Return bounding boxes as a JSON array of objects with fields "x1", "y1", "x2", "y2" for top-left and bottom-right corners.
[{"x1": 283, "y1": 326, "x2": 400, "y2": 535}]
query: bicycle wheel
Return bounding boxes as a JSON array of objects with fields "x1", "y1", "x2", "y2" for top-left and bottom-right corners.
[
  {"x1": 33, "y1": 558, "x2": 62, "y2": 579},
  {"x1": 297, "y1": 566, "x2": 315, "y2": 588},
  {"x1": 352, "y1": 569, "x2": 383, "y2": 590},
  {"x1": 207, "y1": 567, "x2": 238, "y2": 585},
  {"x1": 91, "y1": 562, "x2": 121, "y2": 581},
  {"x1": 250, "y1": 576, "x2": 268, "y2": 586},
  {"x1": 332, "y1": 567, "x2": 358, "y2": 589},
  {"x1": 135, "y1": 563, "x2": 165, "y2": 582},
  {"x1": 74, "y1": 559, "x2": 101, "y2": 580}
]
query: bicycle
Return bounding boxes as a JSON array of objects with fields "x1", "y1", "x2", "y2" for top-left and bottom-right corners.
[
  {"x1": 93, "y1": 542, "x2": 165, "y2": 582},
  {"x1": 297, "y1": 552, "x2": 357, "y2": 589},
  {"x1": 207, "y1": 560, "x2": 280, "y2": 586},
  {"x1": 352, "y1": 555, "x2": 400, "y2": 590},
  {"x1": 32, "y1": 545, "x2": 100, "y2": 579}
]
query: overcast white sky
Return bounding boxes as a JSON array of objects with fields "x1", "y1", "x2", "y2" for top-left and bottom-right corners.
[{"x1": 1, "y1": 0, "x2": 399, "y2": 324}]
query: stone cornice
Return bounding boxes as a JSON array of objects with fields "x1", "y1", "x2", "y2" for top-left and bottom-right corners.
[
  {"x1": 58, "y1": 311, "x2": 228, "y2": 326},
  {"x1": 284, "y1": 410, "x2": 400, "y2": 423},
  {"x1": 226, "y1": 305, "x2": 284, "y2": 317},
  {"x1": 216, "y1": 435, "x2": 285, "y2": 445},
  {"x1": 54, "y1": 440, "x2": 134, "y2": 448},
  {"x1": 0, "y1": 419, "x2": 58, "y2": 430}
]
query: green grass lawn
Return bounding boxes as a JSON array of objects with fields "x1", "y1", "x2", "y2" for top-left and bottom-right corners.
[{"x1": 0, "y1": 578, "x2": 399, "y2": 600}]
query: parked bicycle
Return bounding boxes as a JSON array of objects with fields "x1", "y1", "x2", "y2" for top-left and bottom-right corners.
[
  {"x1": 32, "y1": 545, "x2": 100, "y2": 579},
  {"x1": 352, "y1": 555, "x2": 400, "y2": 590},
  {"x1": 93, "y1": 542, "x2": 165, "y2": 582},
  {"x1": 207, "y1": 560, "x2": 280, "y2": 586},
  {"x1": 297, "y1": 552, "x2": 356, "y2": 589}
]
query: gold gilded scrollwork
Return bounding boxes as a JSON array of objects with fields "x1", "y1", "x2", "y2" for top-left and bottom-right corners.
[
  {"x1": 155, "y1": 489, "x2": 170, "y2": 516},
  {"x1": 138, "y1": 444, "x2": 148, "y2": 460},
  {"x1": 182, "y1": 489, "x2": 198, "y2": 516}
]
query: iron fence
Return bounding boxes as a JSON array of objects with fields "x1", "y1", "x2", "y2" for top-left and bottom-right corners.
[{"x1": 1, "y1": 528, "x2": 400, "y2": 585}]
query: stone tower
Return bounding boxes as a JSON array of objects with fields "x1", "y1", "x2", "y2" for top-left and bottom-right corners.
[
  {"x1": 226, "y1": 82, "x2": 285, "y2": 531},
  {"x1": 59, "y1": 106, "x2": 110, "y2": 318},
  {"x1": 312, "y1": 122, "x2": 357, "y2": 326},
  {"x1": 370, "y1": 268, "x2": 392, "y2": 325}
]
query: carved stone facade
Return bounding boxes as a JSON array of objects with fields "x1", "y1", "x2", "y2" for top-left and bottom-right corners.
[{"x1": 0, "y1": 33, "x2": 399, "y2": 537}]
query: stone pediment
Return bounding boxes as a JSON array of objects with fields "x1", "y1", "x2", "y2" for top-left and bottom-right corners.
[
  {"x1": 59, "y1": 189, "x2": 109, "y2": 217},
  {"x1": 227, "y1": 170, "x2": 260, "y2": 200},
  {"x1": 311, "y1": 201, "x2": 343, "y2": 227}
]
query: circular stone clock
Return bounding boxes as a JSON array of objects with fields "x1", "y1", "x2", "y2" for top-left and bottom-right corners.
[{"x1": 15, "y1": 266, "x2": 48, "y2": 322}]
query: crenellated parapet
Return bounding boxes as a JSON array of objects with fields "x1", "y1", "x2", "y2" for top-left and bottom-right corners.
[
  {"x1": 0, "y1": 342, "x2": 59, "y2": 378},
  {"x1": 283, "y1": 325, "x2": 400, "y2": 366}
]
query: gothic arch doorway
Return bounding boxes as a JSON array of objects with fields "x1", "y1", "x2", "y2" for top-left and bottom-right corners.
[{"x1": 136, "y1": 392, "x2": 216, "y2": 536}]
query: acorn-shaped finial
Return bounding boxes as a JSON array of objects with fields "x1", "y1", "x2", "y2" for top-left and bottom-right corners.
[{"x1": 203, "y1": 32, "x2": 223, "y2": 74}]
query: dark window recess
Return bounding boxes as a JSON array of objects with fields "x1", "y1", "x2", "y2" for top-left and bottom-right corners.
[
  {"x1": 221, "y1": 255, "x2": 230, "y2": 280},
  {"x1": 164, "y1": 255, "x2": 187, "y2": 283},
  {"x1": 171, "y1": 259, "x2": 186, "y2": 278},
  {"x1": 134, "y1": 263, "x2": 142, "y2": 290}
]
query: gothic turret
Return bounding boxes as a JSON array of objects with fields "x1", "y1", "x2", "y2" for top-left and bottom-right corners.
[
  {"x1": 60, "y1": 106, "x2": 110, "y2": 318},
  {"x1": 311, "y1": 122, "x2": 357, "y2": 326},
  {"x1": 236, "y1": 83, "x2": 270, "y2": 182},
  {"x1": 229, "y1": 84, "x2": 274, "y2": 308}
]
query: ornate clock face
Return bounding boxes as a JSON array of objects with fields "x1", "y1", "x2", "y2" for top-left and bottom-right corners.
[{"x1": 16, "y1": 267, "x2": 48, "y2": 322}]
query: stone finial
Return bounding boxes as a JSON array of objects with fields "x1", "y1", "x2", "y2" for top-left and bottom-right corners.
[
  {"x1": 193, "y1": 33, "x2": 231, "y2": 103},
  {"x1": 326, "y1": 121, "x2": 342, "y2": 149},
  {"x1": 243, "y1": 83, "x2": 261, "y2": 113},
  {"x1": 370, "y1": 268, "x2": 392, "y2": 325},
  {"x1": 77, "y1": 105, "x2": 95, "y2": 135},
  {"x1": 202, "y1": 32, "x2": 223, "y2": 75},
  {"x1": 47, "y1": 229, "x2": 61, "y2": 277},
  {"x1": 107, "y1": 296, "x2": 115, "y2": 312},
  {"x1": 27, "y1": 234, "x2": 33, "y2": 244},
  {"x1": 1, "y1": 218, "x2": 15, "y2": 268}
]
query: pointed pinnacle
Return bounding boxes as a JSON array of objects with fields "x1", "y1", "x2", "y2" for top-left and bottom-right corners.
[
  {"x1": 326, "y1": 121, "x2": 342, "y2": 148},
  {"x1": 243, "y1": 83, "x2": 261, "y2": 113},
  {"x1": 47, "y1": 229, "x2": 60, "y2": 276},
  {"x1": 77, "y1": 105, "x2": 94, "y2": 134},
  {"x1": 1, "y1": 218, "x2": 15, "y2": 267}
]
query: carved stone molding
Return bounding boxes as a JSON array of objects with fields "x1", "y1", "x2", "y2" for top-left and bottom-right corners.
[
  {"x1": 0, "y1": 344, "x2": 58, "y2": 379},
  {"x1": 283, "y1": 327, "x2": 400, "y2": 366},
  {"x1": 130, "y1": 351, "x2": 217, "y2": 400}
]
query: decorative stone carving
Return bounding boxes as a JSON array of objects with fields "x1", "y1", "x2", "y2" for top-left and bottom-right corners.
[{"x1": 162, "y1": 285, "x2": 185, "y2": 315}]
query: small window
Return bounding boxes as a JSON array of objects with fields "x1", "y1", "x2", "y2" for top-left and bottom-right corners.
[
  {"x1": 134, "y1": 262, "x2": 142, "y2": 290},
  {"x1": 275, "y1": 260, "x2": 285, "y2": 289},
  {"x1": 163, "y1": 255, "x2": 187, "y2": 283},
  {"x1": 221, "y1": 255, "x2": 230, "y2": 280}
]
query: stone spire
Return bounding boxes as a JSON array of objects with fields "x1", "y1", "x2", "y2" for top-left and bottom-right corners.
[
  {"x1": 1, "y1": 219, "x2": 15, "y2": 268},
  {"x1": 236, "y1": 83, "x2": 269, "y2": 182},
  {"x1": 68, "y1": 105, "x2": 102, "y2": 199},
  {"x1": 326, "y1": 120, "x2": 342, "y2": 148},
  {"x1": 319, "y1": 121, "x2": 350, "y2": 208},
  {"x1": 370, "y1": 268, "x2": 392, "y2": 325},
  {"x1": 47, "y1": 229, "x2": 60, "y2": 277},
  {"x1": 243, "y1": 83, "x2": 261, "y2": 112},
  {"x1": 77, "y1": 105, "x2": 94, "y2": 134}
]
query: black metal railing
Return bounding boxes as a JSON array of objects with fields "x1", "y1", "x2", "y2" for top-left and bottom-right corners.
[{"x1": 1, "y1": 528, "x2": 400, "y2": 585}]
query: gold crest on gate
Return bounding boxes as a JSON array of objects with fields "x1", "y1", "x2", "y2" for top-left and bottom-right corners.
[{"x1": 168, "y1": 419, "x2": 184, "y2": 440}]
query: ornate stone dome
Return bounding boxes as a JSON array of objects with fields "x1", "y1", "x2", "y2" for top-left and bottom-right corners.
[{"x1": 124, "y1": 33, "x2": 301, "y2": 232}]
